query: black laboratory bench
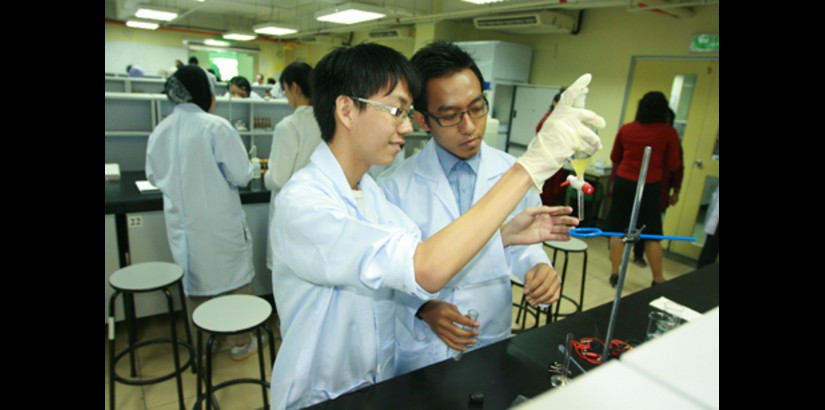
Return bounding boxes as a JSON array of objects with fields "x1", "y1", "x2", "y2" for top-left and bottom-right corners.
[
  {"x1": 105, "y1": 171, "x2": 270, "y2": 266},
  {"x1": 105, "y1": 171, "x2": 270, "y2": 214},
  {"x1": 307, "y1": 263, "x2": 719, "y2": 410}
]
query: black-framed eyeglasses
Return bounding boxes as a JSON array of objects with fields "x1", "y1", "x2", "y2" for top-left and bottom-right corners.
[
  {"x1": 421, "y1": 97, "x2": 489, "y2": 128},
  {"x1": 350, "y1": 96, "x2": 415, "y2": 122}
]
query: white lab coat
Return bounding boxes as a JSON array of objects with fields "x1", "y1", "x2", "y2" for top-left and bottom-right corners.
[
  {"x1": 264, "y1": 105, "x2": 322, "y2": 269},
  {"x1": 377, "y1": 139, "x2": 550, "y2": 375},
  {"x1": 146, "y1": 103, "x2": 255, "y2": 296},
  {"x1": 269, "y1": 143, "x2": 434, "y2": 410}
]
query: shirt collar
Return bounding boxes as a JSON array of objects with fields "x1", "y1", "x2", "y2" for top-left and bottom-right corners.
[{"x1": 434, "y1": 142, "x2": 481, "y2": 176}]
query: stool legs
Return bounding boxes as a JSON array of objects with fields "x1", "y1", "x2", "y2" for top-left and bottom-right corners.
[
  {"x1": 205, "y1": 334, "x2": 217, "y2": 410},
  {"x1": 511, "y1": 281, "x2": 540, "y2": 331},
  {"x1": 164, "y1": 288, "x2": 187, "y2": 410},
  {"x1": 124, "y1": 292, "x2": 138, "y2": 377},
  {"x1": 108, "y1": 284, "x2": 193, "y2": 410},
  {"x1": 255, "y1": 327, "x2": 268, "y2": 408},
  {"x1": 195, "y1": 324, "x2": 274, "y2": 410},
  {"x1": 108, "y1": 290, "x2": 120, "y2": 410},
  {"x1": 552, "y1": 248, "x2": 570, "y2": 322},
  {"x1": 195, "y1": 331, "x2": 220, "y2": 410},
  {"x1": 177, "y1": 282, "x2": 196, "y2": 374},
  {"x1": 548, "y1": 247, "x2": 588, "y2": 322},
  {"x1": 196, "y1": 330, "x2": 203, "y2": 410}
]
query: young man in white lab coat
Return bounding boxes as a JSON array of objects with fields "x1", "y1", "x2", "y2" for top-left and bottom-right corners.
[
  {"x1": 269, "y1": 43, "x2": 603, "y2": 409},
  {"x1": 377, "y1": 41, "x2": 561, "y2": 374}
]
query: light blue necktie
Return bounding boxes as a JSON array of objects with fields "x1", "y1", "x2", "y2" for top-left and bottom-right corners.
[{"x1": 448, "y1": 160, "x2": 474, "y2": 215}]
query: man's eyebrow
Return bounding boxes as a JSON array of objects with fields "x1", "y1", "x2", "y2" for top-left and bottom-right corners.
[{"x1": 434, "y1": 96, "x2": 485, "y2": 113}]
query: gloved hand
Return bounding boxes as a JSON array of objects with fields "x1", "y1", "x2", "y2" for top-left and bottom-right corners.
[{"x1": 516, "y1": 74, "x2": 606, "y2": 191}]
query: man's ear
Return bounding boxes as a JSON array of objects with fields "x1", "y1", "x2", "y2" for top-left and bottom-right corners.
[
  {"x1": 335, "y1": 95, "x2": 356, "y2": 131},
  {"x1": 289, "y1": 82, "x2": 301, "y2": 97},
  {"x1": 414, "y1": 111, "x2": 430, "y2": 132}
]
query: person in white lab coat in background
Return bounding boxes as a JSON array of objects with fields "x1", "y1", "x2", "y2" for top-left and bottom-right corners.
[
  {"x1": 146, "y1": 65, "x2": 260, "y2": 360},
  {"x1": 378, "y1": 41, "x2": 561, "y2": 374},
  {"x1": 268, "y1": 43, "x2": 603, "y2": 409},
  {"x1": 264, "y1": 61, "x2": 322, "y2": 272}
]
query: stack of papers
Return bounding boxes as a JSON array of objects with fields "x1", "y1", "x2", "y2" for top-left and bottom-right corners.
[
  {"x1": 105, "y1": 163, "x2": 121, "y2": 181},
  {"x1": 648, "y1": 296, "x2": 703, "y2": 322},
  {"x1": 135, "y1": 180, "x2": 160, "y2": 194}
]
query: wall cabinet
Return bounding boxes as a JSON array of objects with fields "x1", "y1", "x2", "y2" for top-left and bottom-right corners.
[{"x1": 105, "y1": 91, "x2": 291, "y2": 171}]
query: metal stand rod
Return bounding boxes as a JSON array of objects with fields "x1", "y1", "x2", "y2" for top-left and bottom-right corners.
[{"x1": 601, "y1": 146, "x2": 652, "y2": 364}]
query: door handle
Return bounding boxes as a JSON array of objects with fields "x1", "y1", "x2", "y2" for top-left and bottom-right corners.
[{"x1": 693, "y1": 159, "x2": 704, "y2": 169}]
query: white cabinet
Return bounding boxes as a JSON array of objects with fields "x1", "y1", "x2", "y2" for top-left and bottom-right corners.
[
  {"x1": 106, "y1": 205, "x2": 272, "y2": 322},
  {"x1": 455, "y1": 41, "x2": 534, "y2": 152},
  {"x1": 508, "y1": 85, "x2": 562, "y2": 148},
  {"x1": 242, "y1": 203, "x2": 272, "y2": 296},
  {"x1": 104, "y1": 93, "x2": 156, "y2": 136},
  {"x1": 105, "y1": 91, "x2": 292, "y2": 172},
  {"x1": 123, "y1": 211, "x2": 181, "y2": 321},
  {"x1": 454, "y1": 41, "x2": 532, "y2": 85},
  {"x1": 104, "y1": 77, "x2": 167, "y2": 93}
]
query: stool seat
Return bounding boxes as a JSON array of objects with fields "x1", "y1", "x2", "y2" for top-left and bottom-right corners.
[
  {"x1": 193, "y1": 295, "x2": 272, "y2": 334},
  {"x1": 194, "y1": 294, "x2": 275, "y2": 410},
  {"x1": 108, "y1": 262, "x2": 192, "y2": 410},
  {"x1": 110, "y1": 262, "x2": 183, "y2": 292},
  {"x1": 544, "y1": 238, "x2": 588, "y2": 252}
]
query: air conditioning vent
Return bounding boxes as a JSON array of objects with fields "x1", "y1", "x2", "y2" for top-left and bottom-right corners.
[
  {"x1": 297, "y1": 35, "x2": 344, "y2": 45},
  {"x1": 473, "y1": 11, "x2": 575, "y2": 34},
  {"x1": 368, "y1": 28, "x2": 412, "y2": 39}
]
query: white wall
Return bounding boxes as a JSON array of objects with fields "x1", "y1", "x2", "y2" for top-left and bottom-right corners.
[{"x1": 105, "y1": 40, "x2": 188, "y2": 77}]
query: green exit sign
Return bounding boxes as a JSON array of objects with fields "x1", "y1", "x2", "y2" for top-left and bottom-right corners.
[{"x1": 690, "y1": 34, "x2": 719, "y2": 53}]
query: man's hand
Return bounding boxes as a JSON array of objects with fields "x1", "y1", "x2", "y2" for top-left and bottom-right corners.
[
  {"x1": 516, "y1": 74, "x2": 606, "y2": 191},
  {"x1": 417, "y1": 300, "x2": 479, "y2": 351},
  {"x1": 501, "y1": 206, "x2": 579, "y2": 247},
  {"x1": 523, "y1": 263, "x2": 561, "y2": 306}
]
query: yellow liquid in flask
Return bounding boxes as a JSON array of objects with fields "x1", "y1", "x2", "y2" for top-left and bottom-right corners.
[{"x1": 570, "y1": 158, "x2": 590, "y2": 180}]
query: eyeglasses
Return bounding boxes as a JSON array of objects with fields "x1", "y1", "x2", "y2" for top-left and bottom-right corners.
[
  {"x1": 350, "y1": 97, "x2": 415, "y2": 122},
  {"x1": 422, "y1": 98, "x2": 489, "y2": 128}
]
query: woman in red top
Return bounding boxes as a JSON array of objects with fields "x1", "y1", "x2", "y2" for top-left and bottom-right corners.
[{"x1": 605, "y1": 92, "x2": 682, "y2": 287}]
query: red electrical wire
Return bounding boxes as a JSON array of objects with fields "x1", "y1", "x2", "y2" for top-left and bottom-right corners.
[{"x1": 571, "y1": 337, "x2": 633, "y2": 365}]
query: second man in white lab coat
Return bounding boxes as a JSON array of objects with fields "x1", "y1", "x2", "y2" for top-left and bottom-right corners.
[{"x1": 378, "y1": 41, "x2": 562, "y2": 374}]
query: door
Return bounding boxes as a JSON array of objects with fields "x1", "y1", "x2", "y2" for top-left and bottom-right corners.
[
  {"x1": 621, "y1": 58, "x2": 719, "y2": 260},
  {"x1": 507, "y1": 85, "x2": 561, "y2": 153}
]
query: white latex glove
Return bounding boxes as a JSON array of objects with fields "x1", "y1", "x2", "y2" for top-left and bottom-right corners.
[{"x1": 516, "y1": 74, "x2": 606, "y2": 191}]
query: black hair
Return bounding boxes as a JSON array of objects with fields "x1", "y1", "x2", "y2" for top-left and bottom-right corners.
[
  {"x1": 666, "y1": 107, "x2": 676, "y2": 126},
  {"x1": 635, "y1": 91, "x2": 669, "y2": 124},
  {"x1": 409, "y1": 41, "x2": 485, "y2": 114},
  {"x1": 267, "y1": 78, "x2": 276, "y2": 85},
  {"x1": 228, "y1": 76, "x2": 252, "y2": 95},
  {"x1": 188, "y1": 56, "x2": 199, "y2": 65},
  {"x1": 280, "y1": 61, "x2": 313, "y2": 100},
  {"x1": 168, "y1": 65, "x2": 212, "y2": 112},
  {"x1": 550, "y1": 87, "x2": 567, "y2": 112},
  {"x1": 311, "y1": 43, "x2": 421, "y2": 142}
]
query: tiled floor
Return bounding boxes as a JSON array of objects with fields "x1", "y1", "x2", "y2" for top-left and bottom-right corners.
[{"x1": 105, "y1": 236, "x2": 696, "y2": 409}]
